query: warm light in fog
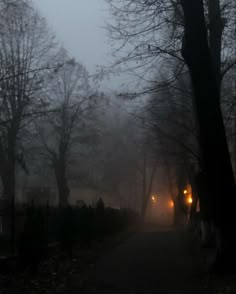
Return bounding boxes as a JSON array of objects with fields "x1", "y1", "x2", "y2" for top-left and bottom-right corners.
[
  {"x1": 152, "y1": 195, "x2": 157, "y2": 203},
  {"x1": 187, "y1": 196, "x2": 193, "y2": 204},
  {"x1": 169, "y1": 200, "x2": 174, "y2": 208},
  {"x1": 183, "y1": 189, "x2": 188, "y2": 195}
]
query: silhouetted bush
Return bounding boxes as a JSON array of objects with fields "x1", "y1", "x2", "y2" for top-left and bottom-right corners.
[
  {"x1": 96, "y1": 198, "x2": 105, "y2": 212},
  {"x1": 15, "y1": 203, "x2": 140, "y2": 267}
]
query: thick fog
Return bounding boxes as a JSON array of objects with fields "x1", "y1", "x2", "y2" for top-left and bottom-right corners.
[{"x1": 0, "y1": 1, "x2": 235, "y2": 291}]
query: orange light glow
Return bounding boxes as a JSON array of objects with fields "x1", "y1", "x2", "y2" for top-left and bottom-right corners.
[
  {"x1": 169, "y1": 200, "x2": 174, "y2": 208},
  {"x1": 187, "y1": 196, "x2": 193, "y2": 204},
  {"x1": 151, "y1": 195, "x2": 157, "y2": 204},
  {"x1": 183, "y1": 189, "x2": 188, "y2": 195}
]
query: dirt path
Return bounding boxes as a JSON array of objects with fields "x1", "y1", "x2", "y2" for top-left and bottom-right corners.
[{"x1": 80, "y1": 228, "x2": 209, "y2": 293}]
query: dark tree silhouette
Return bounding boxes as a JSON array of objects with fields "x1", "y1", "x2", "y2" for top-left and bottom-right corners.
[
  {"x1": 36, "y1": 49, "x2": 94, "y2": 207},
  {"x1": 0, "y1": 0, "x2": 55, "y2": 204},
  {"x1": 181, "y1": 0, "x2": 236, "y2": 269}
]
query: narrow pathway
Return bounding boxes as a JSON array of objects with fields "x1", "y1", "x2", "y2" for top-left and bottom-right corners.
[{"x1": 80, "y1": 228, "x2": 208, "y2": 293}]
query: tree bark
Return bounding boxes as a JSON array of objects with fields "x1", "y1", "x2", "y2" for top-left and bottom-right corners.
[
  {"x1": 189, "y1": 172, "x2": 198, "y2": 226},
  {"x1": 181, "y1": 0, "x2": 236, "y2": 270},
  {"x1": 141, "y1": 152, "x2": 147, "y2": 218},
  {"x1": 1, "y1": 164, "x2": 15, "y2": 201},
  {"x1": 141, "y1": 161, "x2": 157, "y2": 219},
  {"x1": 0, "y1": 147, "x2": 16, "y2": 244},
  {"x1": 54, "y1": 159, "x2": 69, "y2": 208},
  {"x1": 208, "y1": 0, "x2": 224, "y2": 94},
  {"x1": 0, "y1": 130, "x2": 16, "y2": 202}
]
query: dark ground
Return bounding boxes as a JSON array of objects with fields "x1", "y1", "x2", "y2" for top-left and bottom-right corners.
[
  {"x1": 3, "y1": 226, "x2": 229, "y2": 293},
  {"x1": 79, "y1": 227, "x2": 209, "y2": 294}
]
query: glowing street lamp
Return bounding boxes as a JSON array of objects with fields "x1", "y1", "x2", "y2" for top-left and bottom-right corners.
[
  {"x1": 183, "y1": 189, "x2": 188, "y2": 195},
  {"x1": 169, "y1": 200, "x2": 174, "y2": 208},
  {"x1": 187, "y1": 196, "x2": 193, "y2": 205},
  {"x1": 151, "y1": 195, "x2": 157, "y2": 204}
]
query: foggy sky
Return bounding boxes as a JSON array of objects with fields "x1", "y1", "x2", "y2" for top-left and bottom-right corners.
[
  {"x1": 32, "y1": 1, "x2": 136, "y2": 92},
  {"x1": 32, "y1": 1, "x2": 111, "y2": 78}
]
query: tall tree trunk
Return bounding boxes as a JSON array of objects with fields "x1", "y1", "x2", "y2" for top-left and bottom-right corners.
[
  {"x1": 0, "y1": 140, "x2": 16, "y2": 251},
  {"x1": 141, "y1": 120, "x2": 148, "y2": 218},
  {"x1": 181, "y1": 0, "x2": 236, "y2": 270},
  {"x1": 189, "y1": 167, "x2": 198, "y2": 225},
  {"x1": 208, "y1": 0, "x2": 224, "y2": 95},
  {"x1": 0, "y1": 132, "x2": 16, "y2": 202},
  {"x1": 165, "y1": 164, "x2": 181, "y2": 226},
  {"x1": 1, "y1": 164, "x2": 15, "y2": 201},
  {"x1": 1, "y1": 162, "x2": 15, "y2": 236},
  {"x1": 141, "y1": 157, "x2": 158, "y2": 219},
  {"x1": 54, "y1": 160, "x2": 69, "y2": 208},
  {"x1": 141, "y1": 153, "x2": 147, "y2": 218}
]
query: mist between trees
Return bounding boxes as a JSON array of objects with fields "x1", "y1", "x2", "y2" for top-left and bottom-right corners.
[
  {"x1": 0, "y1": 0, "x2": 155, "y2": 233},
  {"x1": 105, "y1": 0, "x2": 236, "y2": 272},
  {"x1": 0, "y1": 0, "x2": 145, "y2": 272},
  {"x1": 0, "y1": 0, "x2": 236, "y2": 275}
]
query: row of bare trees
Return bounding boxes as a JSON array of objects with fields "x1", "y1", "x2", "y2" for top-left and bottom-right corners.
[
  {"x1": 0, "y1": 0, "x2": 152, "y2": 214},
  {"x1": 106, "y1": 0, "x2": 236, "y2": 269},
  {"x1": 0, "y1": 0, "x2": 102, "y2": 208},
  {"x1": 0, "y1": 0, "x2": 56, "y2": 204}
]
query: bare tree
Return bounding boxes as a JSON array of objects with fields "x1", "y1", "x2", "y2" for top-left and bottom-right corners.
[
  {"x1": 181, "y1": 0, "x2": 236, "y2": 270},
  {"x1": 0, "y1": 0, "x2": 56, "y2": 203},
  {"x1": 36, "y1": 49, "x2": 96, "y2": 207},
  {"x1": 107, "y1": 0, "x2": 236, "y2": 235},
  {"x1": 106, "y1": 0, "x2": 236, "y2": 92}
]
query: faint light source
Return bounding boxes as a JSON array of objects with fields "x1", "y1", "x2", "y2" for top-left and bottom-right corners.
[
  {"x1": 183, "y1": 189, "x2": 188, "y2": 195},
  {"x1": 151, "y1": 195, "x2": 157, "y2": 203},
  {"x1": 169, "y1": 200, "x2": 174, "y2": 208}
]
